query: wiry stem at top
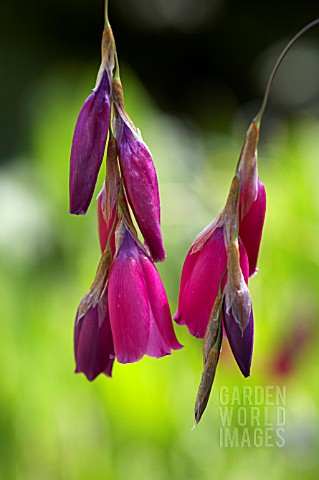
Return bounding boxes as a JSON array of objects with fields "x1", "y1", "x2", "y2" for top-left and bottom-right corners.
[
  {"x1": 255, "y1": 18, "x2": 319, "y2": 126},
  {"x1": 104, "y1": 0, "x2": 110, "y2": 28},
  {"x1": 114, "y1": 48, "x2": 121, "y2": 81}
]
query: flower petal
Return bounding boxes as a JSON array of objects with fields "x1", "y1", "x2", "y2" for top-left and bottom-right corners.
[
  {"x1": 140, "y1": 251, "x2": 182, "y2": 353},
  {"x1": 174, "y1": 227, "x2": 227, "y2": 338},
  {"x1": 174, "y1": 246, "x2": 201, "y2": 324},
  {"x1": 69, "y1": 71, "x2": 111, "y2": 215},
  {"x1": 146, "y1": 312, "x2": 173, "y2": 357},
  {"x1": 239, "y1": 179, "x2": 266, "y2": 277},
  {"x1": 238, "y1": 237, "x2": 249, "y2": 282},
  {"x1": 108, "y1": 231, "x2": 150, "y2": 363}
]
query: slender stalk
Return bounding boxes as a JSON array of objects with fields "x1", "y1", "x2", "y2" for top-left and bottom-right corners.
[
  {"x1": 104, "y1": 0, "x2": 120, "y2": 80},
  {"x1": 255, "y1": 18, "x2": 319, "y2": 125},
  {"x1": 114, "y1": 50, "x2": 121, "y2": 81},
  {"x1": 104, "y1": 0, "x2": 110, "y2": 28}
]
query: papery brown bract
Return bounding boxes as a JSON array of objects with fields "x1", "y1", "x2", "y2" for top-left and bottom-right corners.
[
  {"x1": 194, "y1": 294, "x2": 223, "y2": 425},
  {"x1": 223, "y1": 240, "x2": 254, "y2": 377},
  {"x1": 238, "y1": 121, "x2": 260, "y2": 219},
  {"x1": 97, "y1": 187, "x2": 117, "y2": 254},
  {"x1": 238, "y1": 121, "x2": 266, "y2": 277},
  {"x1": 224, "y1": 241, "x2": 252, "y2": 334},
  {"x1": 174, "y1": 226, "x2": 227, "y2": 339}
]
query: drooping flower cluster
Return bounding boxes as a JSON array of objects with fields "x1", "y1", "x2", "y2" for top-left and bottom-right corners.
[
  {"x1": 68, "y1": 10, "x2": 319, "y2": 426},
  {"x1": 70, "y1": 21, "x2": 181, "y2": 380},
  {"x1": 69, "y1": 26, "x2": 165, "y2": 262},
  {"x1": 174, "y1": 120, "x2": 266, "y2": 423}
]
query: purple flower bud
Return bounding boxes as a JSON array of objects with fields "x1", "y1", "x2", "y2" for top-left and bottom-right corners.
[
  {"x1": 74, "y1": 292, "x2": 114, "y2": 381},
  {"x1": 224, "y1": 308, "x2": 254, "y2": 378},
  {"x1": 114, "y1": 109, "x2": 165, "y2": 262},
  {"x1": 174, "y1": 226, "x2": 227, "y2": 338},
  {"x1": 69, "y1": 71, "x2": 111, "y2": 215},
  {"x1": 223, "y1": 240, "x2": 254, "y2": 377},
  {"x1": 239, "y1": 178, "x2": 266, "y2": 276},
  {"x1": 108, "y1": 228, "x2": 181, "y2": 363}
]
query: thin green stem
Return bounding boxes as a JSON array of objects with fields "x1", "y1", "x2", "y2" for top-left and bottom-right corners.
[
  {"x1": 114, "y1": 50, "x2": 121, "y2": 81},
  {"x1": 104, "y1": 0, "x2": 110, "y2": 28},
  {"x1": 105, "y1": 215, "x2": 116, "y2": 253},
  {"x1": 255, "y1": 18, "x2": 319, "y2": 125},
  {"x1": 104, "y1": 0, "x2": 120, "y2": 80}
]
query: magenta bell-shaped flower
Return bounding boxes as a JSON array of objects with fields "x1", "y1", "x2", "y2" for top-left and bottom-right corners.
[
  {"x1": 174, "y1": 226, "x2": 227, "y2": 338},
  {"x1": 175, "y1": 169, "x2": 258, "y2": 379},
  {"x1": 175, "y1": 226, "x2": 250, "y2": 340},
  {"x1": 108, "y1": 226, "x2": 182, "y2": 363},
  {"x1": 74, "y1": 291, "x2": 115, "y2": 381},
  {"x1": 69, "y1": 70, "x2": 111, "y2": 215}
]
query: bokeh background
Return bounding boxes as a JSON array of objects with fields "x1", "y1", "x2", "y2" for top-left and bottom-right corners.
[{"x1": 2, "y1": 1, "x2": 319, "y2": 479}]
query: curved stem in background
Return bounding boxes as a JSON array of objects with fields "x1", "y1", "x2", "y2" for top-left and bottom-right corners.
[{"x1": 255, "y1": 17, "x2": 319, "y2": 126}]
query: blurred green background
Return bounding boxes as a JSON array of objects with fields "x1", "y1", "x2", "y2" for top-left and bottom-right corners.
[{"x1": 1, "y1": 1, "x2": 319, "y2": 479}]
